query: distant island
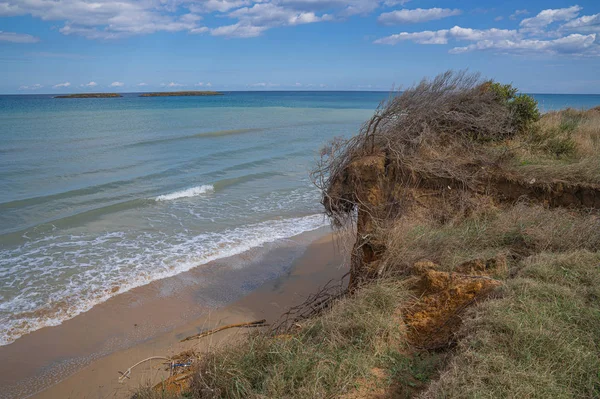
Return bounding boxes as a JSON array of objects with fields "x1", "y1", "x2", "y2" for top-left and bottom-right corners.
[
  {"x1": 55, "y1": 93, "x2": 122, "y2": 98},
  {"x1": 139, "y1": 91, "x2": 224, "y2": 97}
]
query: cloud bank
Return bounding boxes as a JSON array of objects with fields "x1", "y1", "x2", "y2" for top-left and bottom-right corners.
[{"x1": 375, "y1": 5, "x2": 600, "y2": 57}]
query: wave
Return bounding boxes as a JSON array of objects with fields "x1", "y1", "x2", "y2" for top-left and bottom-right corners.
[
  {"x1": 1, "y1": 172, "x2": 280, "y2": 239},
  {"x1": 0, "y1": 214, "x2": 328, "y2": 346},
  {"x1": 126, "y1": 128, "x2": 266, "y2": 148},
  {"x1": 155, "y1": 185, "x2": 214, "y2": 201}
]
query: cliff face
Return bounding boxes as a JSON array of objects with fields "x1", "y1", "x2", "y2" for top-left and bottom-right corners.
[
  {"x1": 326, "y1": 154, "x2": 387, "y2": 287},
  {"x1": 327, "y1": 151, "x2": 600, "y2": 289}
]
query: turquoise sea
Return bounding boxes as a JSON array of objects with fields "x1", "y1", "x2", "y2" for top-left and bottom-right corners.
[{"x1": 0, "y1": 91, "x2": 599, "y2": 346}]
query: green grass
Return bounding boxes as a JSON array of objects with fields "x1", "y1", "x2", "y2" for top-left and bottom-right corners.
[
  {"x1": 509, "y1": 108, "x2": 600, "y2": 182},
  {"x1": 421, "y1": 250, "x2": 600, "y2": 399},
  {"x1": 379, "y1": 203, "x2": 600, "y2": 275}
]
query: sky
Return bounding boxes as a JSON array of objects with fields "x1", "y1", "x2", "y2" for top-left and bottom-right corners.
[{"x1": 0, "y1": 0, "x2": 599, "y2": 94}]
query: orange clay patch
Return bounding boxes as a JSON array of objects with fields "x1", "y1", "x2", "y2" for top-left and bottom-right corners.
[
  {"x1": 153, "y1": 372, "x2": 193, "y2": 395},
  {"x1": 341, "y1": 368, "x2": 389, "y2": 399},
  {"x1": 405, "y1": 260, "x2": 502, "y2": 349},
  {"x1": 152, "y1": 350, "x2": 197, "y2": 395}
]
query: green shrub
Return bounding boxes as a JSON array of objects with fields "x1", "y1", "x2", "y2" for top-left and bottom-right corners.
[{"x1": 488, "y1": 82, "x2": 540, "y2": 133}]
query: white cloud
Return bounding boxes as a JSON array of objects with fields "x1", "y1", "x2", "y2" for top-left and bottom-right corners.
[
  {"x1": 211, "y1": 3, "x2": 331, "y2": 38},
  {"x1": 520, "y1": 6, "x2": 582, "y2": 33},
  {"x1": 378, "y1": 8, "x2": 462, "y2": 25},
  {"x1": 206, "y1": 82, "x2": 212, "y2": 87},
  {"x1": 375, "y1": 26, "x2": 519, "y2": 45},
  {"x1": 0, "y1": 0, "x2": 207, "y2": 39},
  {"x1": 561, "y1": 13, "x2": 600, "y2": 34},
  {"x1": 273, "y1": 0, "x2": 383, "y2": 17},
  {"x1": 162, "y1": 82, "x2": 184, "y2": 87},
  {"x1": 211, "y1": 23, "x2": 267, "y2": 38},
  {"x1": 374, "y1": 5, "x2": 600, "y2": 57},
  {"x1": 189, "y1": 0, "x2": 250, "y2": 13},
  {"x1": 81, "y1": 81, "x2": 98, "y2": 87},
  {"x1": 248, "y1": 82, "x2": 280, "y2": 87},
  {"x1": 450, "y1": 33, "x2": 598, "y2": 56},
  {"x1": 190, "y1": 26, "x2": 209, "y2": 34},
  {"x1": 138, "y1": 82, "x2": 148, "y2": 86},
  {"x1": 0, "y1": 31, "x2": 39, "y2": 43},
  {"x1": 18, "y1": 84, "x2": 43, "y2": 90},
  {"x1": 375, "y1": 30, "x2": 448, "y2": 45},
  {"x1": 510, "y1": 9, "x2": 529, "y2": 21},
  {"x1": 110, "y1": 81, "x2": 124, "y2": 87},
  {"x1": 383, "y1": 0, "x2": 411, "y2": 5},
  {"x1": 52, "y1": 82, "x2": 71, "y2": 88},
  {"x1": 0, "y1": 0, "x2": 402, "y2": 40}
]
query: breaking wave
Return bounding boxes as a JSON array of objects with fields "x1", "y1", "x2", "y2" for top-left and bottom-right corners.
[{"x1": 155, "y1": 185, "x2": 215, "y2": 201}]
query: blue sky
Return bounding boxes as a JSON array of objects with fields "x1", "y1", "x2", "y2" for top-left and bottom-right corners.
[{"x1": 0, "y1": 0, "x2": 599, "y2": 94}]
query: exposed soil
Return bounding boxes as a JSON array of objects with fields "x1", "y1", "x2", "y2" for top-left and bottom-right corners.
[{"x1": 404, "y1": 260, "x2": 503, "y2": 350}]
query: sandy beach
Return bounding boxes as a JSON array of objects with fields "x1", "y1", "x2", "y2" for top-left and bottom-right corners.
[{"x1": 0, "y1": 228, "x2": 348, "y2": 399}]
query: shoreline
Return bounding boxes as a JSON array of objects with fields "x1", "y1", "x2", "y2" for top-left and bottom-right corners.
[
  {"x1": 0, "y1": 227, "x2": 347, "y2": 399},
  {"x1": 0, "y1": 214, "x2": 329, "y2": 348}
]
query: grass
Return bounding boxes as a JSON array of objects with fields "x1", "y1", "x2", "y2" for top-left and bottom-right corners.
[
  {"x1": 508, "y1": 108, "x2": 600, "y2": 183},
  {"x1": 378, "y1": 203, "x2": 600, "y2": 274},
  {"x1": 134, "y1": 202, "x2": 600, "y2": 399},
  {"x1": 421, "y1": 250, "x2": 600, "y2": 399},
  {"x1": 138, "y1": 281, "x2": 426, "y2": 399}
]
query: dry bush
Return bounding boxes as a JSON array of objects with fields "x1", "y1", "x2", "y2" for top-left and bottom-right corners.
[
  {"x1": 312, "y1": 70, "x2": 521, "y2": 228},
  {"x1": 314, "y1": 71, "x2": 600, "y2": 234}
]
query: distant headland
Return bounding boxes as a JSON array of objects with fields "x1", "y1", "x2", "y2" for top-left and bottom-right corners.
[
  {"x1": 139, "y1": 91, "x2": 224, "y2": 97},
  {"x1": 54, "y1": 93, "x2": 123, "y2": 98}
]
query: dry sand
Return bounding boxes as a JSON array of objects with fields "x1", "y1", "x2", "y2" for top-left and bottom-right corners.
[{"x1": 0, "y1": 228, "x2": 348, "y2": 399}]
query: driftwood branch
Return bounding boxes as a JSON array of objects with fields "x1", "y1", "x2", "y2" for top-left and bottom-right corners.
[
  {"x1": 180, "y1": 319, "x2": 268, "y2": 342},
  {"x1": 118, "y1": 356, "x2": 171, "y2": 383}
]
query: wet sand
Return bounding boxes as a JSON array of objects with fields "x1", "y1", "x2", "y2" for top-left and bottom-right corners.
[{"x1": 0, "y1": 228, "x2": 348, "y2": 399}]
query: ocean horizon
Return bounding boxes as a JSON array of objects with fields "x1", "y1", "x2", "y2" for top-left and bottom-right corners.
[{"x1": 1, "y1": 91, "x2": 599, "y2": 347}]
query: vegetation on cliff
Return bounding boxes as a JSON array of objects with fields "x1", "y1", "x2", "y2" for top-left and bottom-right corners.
[
  {"x1": 54, "y1": 93, "x2": 122, "y2": 98},
  {"x1": 139, "y1": 91, "x2": 224, "y2": 97},
  {"x1": 134, "y1": 72, "x2": 600, "y2": 398}
]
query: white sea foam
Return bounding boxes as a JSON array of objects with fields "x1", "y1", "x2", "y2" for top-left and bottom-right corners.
[
  {"x1": 0, "y1": 214, "x2": 327, "y2": 346},
  {"x1": 155, "y1": 185, "x2": 214, "y2": 201}
]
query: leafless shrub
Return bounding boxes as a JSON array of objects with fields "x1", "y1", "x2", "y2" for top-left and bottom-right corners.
[{"x1": 312, "y1": 70, "x2": 515, "y2": 229}]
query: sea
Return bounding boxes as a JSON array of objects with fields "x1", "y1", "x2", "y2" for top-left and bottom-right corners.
[{"x1": 0, "y1": 91, "x2": 599, "y2": 347}]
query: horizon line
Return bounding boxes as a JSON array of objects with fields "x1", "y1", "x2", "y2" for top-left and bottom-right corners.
[{"x1": 3, "y1": 90, "x2": 600, "y2": 96}]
